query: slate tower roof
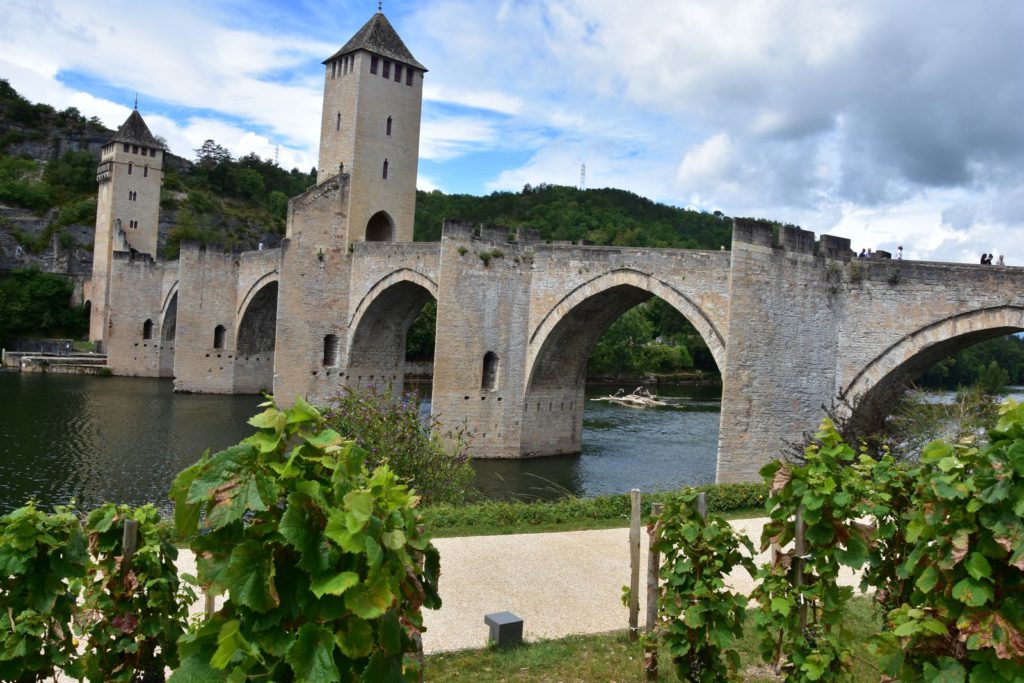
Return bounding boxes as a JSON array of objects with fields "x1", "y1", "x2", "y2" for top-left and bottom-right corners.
[
  {"x1": 324, "y1": 12, "x2": 426, "y2": 71},
  {"x1": 109, "y1": 110, "x2": 165, "y2": 150}
]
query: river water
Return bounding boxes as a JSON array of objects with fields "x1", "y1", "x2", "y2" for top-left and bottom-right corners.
[{"x1": 0, "y1": 371, "x2": 720, "y2": 514}]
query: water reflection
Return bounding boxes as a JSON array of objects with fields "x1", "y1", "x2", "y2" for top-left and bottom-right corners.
[{"x1": 0, "y1": 372, "x2": 721, "y2": 513}]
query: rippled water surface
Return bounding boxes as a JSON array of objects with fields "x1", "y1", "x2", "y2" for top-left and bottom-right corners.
[{"x1": 0, "y1": 371, "x2": 720, "y2": 513}]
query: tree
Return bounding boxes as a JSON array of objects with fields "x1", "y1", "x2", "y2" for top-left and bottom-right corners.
[{"x1": 193, "y1": 139, "x2": 231, "y2": 169}]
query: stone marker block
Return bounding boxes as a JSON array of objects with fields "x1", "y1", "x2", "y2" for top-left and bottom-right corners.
[{"x1": 484, "y1": 611, "x2": 523, "y2": 649}]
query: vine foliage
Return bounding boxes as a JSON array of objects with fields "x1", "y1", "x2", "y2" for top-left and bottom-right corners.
[
  {"x1": 753, "y1": 420, "x2": 874, "y2": 681},
  {"x1": 870, "y1": 401, "x2": 1024, "y2": 680},
  {"x1": 169, "y1": 396, "x2": 442, "y2": 681},
  {"x1": 77, "y1": 503, "x2": 195, "y2": 682},
  {"x1": 652, "y1": 489, "x2": 756, "y2": 681}
]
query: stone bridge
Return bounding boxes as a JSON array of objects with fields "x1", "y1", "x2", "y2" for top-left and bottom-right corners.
[{"x1": 104, "y1": 217, "x2": 1024, "y2": 482}]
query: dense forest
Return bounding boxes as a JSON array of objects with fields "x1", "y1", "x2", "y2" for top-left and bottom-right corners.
[{"x1": 2, "y1": 79, "x2": 1022, "y2": 390}]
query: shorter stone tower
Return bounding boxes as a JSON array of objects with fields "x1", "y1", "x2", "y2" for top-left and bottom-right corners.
[
  {"x1": 89, "y1": 109, "x2": 165, "y2": 346},
  {"x1": 316, "y1": 11, "x2": 426, "y2": 245}
]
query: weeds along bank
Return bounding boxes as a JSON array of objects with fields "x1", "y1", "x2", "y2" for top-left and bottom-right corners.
[{"x1": 2, "y1": 390, "x2": 1022, "y2": 680}]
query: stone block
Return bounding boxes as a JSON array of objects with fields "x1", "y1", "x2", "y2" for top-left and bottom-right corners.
[{"x1": 484, "y1": 611, "x2": 523, "y2": 649}]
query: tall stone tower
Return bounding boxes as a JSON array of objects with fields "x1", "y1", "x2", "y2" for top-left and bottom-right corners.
[
  {"x1": 89, "y1": 109, "x2": 165, "y2": 346},
  {"x1": 317, "y1": 11, "x2": 426, "y2": 244}
]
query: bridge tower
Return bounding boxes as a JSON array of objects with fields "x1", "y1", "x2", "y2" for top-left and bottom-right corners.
[
  {"x1": 89, "y1": 108, "x2": 165, "y2": 347},
  {"x1": 316, "y1": 11, "x2": 426, "y2": 245}
]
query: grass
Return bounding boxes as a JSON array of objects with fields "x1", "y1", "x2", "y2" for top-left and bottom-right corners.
[
  {"x1": 426, "y1": 596, "x2": 883, "y2": 682},
  {"x1": 423, "y1": 483, "x2": 768, "y2": 538}
]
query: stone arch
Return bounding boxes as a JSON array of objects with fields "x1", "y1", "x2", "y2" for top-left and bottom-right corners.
[
  {"x1": 158, "y1": 290, "x2": 178, "y2": 378},
  {"x1": 365, "y1": 210, "x2": 394, "y2": 242},
  {"x1": 236, "y1": 281, "x2": 279, "y2": 355},
  {"x1": 526, "y1": 268, "x2": 725, "y2": 386},
  {"x1": 520, "y1": 269, "x2": 725, "y2": 457},
  {"x1": 161, "y1": 287, "x2": 178, "y2": 342},
  {"x1": 841, "y1": 305, "x2": 1024, "y2": 431},
  {"x1": 346, "y1": 269, "x2": 438, "y2": 392},
  {"x1": 235, "y1": 272, "x2": 279, "y2": 327}
]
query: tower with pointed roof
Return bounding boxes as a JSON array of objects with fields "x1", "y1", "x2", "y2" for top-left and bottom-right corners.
[
  {"x1": 317, "y1": 11, "x2": 426, "y2": 243},
  {"x1": 89, "y1": 109, "x2": 165, "y2": 345}
]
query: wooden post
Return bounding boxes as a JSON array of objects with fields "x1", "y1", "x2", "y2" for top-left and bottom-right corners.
[
  {"x1": 695, "y1": 492, "x2": 707, "y2": 520},
  {"x1": 121, "y1": 519, "x2": 138, "y2": 590},
  {"x1": 628, "y1": 488, "x2": 641, "y2": 641},
  {"x1": 644, "y1": 502, "x2": 663, "y2": 681},
  {"x1": 794, "y1": 505, "x2": 808, "y2": 633}
]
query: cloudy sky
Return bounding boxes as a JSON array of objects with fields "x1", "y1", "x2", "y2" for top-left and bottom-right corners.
[{"x1": 2, "y1": 0, "x2": 1022, "y2": 263}]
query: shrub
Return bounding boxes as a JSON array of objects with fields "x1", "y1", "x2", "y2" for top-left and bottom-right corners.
[
  {"x1": 0, "y1": 503, "x2": 89, "y2": 682},
  {"x1": 870, "y1": 401, "x2": 1024, "y2": 679},
  {"x1": 77, "y1": 503, "x2": 195, "y2": 682},
  {"x1": 323, "y1": 387, "x2": 473, "y2": 506},
  {"x1": 169, "y1": 397, "x2": 441, "y2": 681},
  {"x1": 651, "y1": 489, "x2": 756, "y2": 681}
]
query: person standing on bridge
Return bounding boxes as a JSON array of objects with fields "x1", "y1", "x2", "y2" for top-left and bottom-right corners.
[{"x1": 998, "y1": 255, "x2": 1005, "y2": 266}]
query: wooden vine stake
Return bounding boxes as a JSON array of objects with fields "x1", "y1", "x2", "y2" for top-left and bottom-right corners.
[
  {"x1": 121, "y1": 518, "x2": 138, "y2": 590},
  {"x1": 794, "y1": 505, "x2": 808, "y2": 633},
  {"x1": 628, "y1": 488, "x2": 641, "y2": 641},
  {"x1": 644, "y1": 502, "x2": 663, "y2": 681}
]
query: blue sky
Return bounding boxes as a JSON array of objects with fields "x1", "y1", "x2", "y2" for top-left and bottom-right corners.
[{"x1": 2, "y1": 0, "x2": 1023, "y2": 264}]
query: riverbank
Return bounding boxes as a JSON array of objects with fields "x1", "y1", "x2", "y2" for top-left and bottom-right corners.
[{"x1": 424, "y1": 482, "x2": 767, "y2": 537}]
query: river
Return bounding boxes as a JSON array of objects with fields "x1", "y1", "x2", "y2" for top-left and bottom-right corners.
[{"x1": 0, "y1": 371, "x2": 720, "y2": 514}]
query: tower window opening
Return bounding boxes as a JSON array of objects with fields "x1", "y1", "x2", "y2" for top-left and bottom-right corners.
[
  {"x1": 382, "y1": 60, "x2": 390, "y2": 78},
  {"x1": 386, "y1": 116, "x2": 392, "y2": 135},
  {"x1": 128, "y1": 162, "x2": 133, "y2": 174},
  {"x1": 336, "y1": 112, "x2": 341, "y2": 131},
  {"x1": 394, "y1": 64, "x2": 402, "y2": 82},
  {"x1": 406, "y1": 69, "x2": 413, "y2": 86},
  {"x1": 150, "y1": 149, "x2": 156, "y2": 157},
  {"x1": 142, "y1": 319, "x2": 153, "y2": 340},
  {"x1": 123, "y1": 143, "x2": 129, "y2": 152},
  {"x1": 331, "y1": 61, "x2": 337, "y2": 78},
  {"x1": 482, "y1": 351, "x2": 499, "y2": 391},
  {"x1": 143, "y1": 166, "x2": 148, "y2": 178},
  {"x1": 132, "y1": 145, "x2": 139, "y2": 154},
  {"x1": 370, "y1": 56, "x2": 379, "y2": 74},
  {"x1": 322, "y1": 334, "x2": 339, "y2": 366},
  {"x1": 382, "y1": 159, "x2": 389, "y2": 179},
  {"x1": 213, "y1": 325, "x2": 226, "y2": 350}
]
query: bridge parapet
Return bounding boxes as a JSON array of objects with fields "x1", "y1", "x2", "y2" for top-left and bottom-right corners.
[
  {"x1": 442, "y1": 219, "x2": 540, "y2": 244},
  {"x1": 781, "y1": 225, "x2": 816, "y2": 255},
  {"x1": 732, "y1": 218, "x2": 774, "y2": 248},
  {"x1": 819, "y1": 235, "x2": 852, "y2": 260}
]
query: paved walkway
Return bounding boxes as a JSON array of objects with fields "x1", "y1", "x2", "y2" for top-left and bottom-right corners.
[{"x1": 422, "y1": 518, "x2": 863, "y2": 653}]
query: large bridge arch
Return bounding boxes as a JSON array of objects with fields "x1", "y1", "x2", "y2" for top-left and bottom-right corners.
[
  {"x1": 346, "y1": 269, "x2": 438, "y2": 392},
  {"x1": 521, "y1": 268, "x2": 725, "y2": 456},
  {"x1": 841, "y1": 305, "x2": 1024, "y2": 431},
  {"x1": 234, "y1": 278, "x2": 279, "y2": 393},
  {"x1": 158, "y1": 284, "x2": 179, "y2": 378}
]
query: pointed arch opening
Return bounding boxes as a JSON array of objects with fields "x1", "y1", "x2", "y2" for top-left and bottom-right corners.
[
  {"x1": 365, "y1": 210, "x2": 394, "y2": 242},
  {"x1": 522, "y1": 280, "x2": 723, "y2": 458},
  {"x1": 235, "y1": 281, "x2": 279, "y2": 394},
  {"x1": 347, "y1": 272, "x2": 438, "y2": 397}
]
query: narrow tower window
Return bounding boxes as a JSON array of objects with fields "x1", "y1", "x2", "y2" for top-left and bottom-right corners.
[
  {"x1": 128, "y1": 162, "x2": 133, "y2": 175},
  {"x1": 123, "y1": 143, "x2": 129, "y2": 152},
  {"x1": 322, "y1": 334, "x2": 339, "y2": 366},
  {"x1": 143, "y1": 166, "x2": 149, "y2": 177},
  {"x1": 142, "y1": 319, "x2": 153, "y2": 340},
  {"x1": 382, "y1": 60, "x2": 390, "y2": 78},
  {"x1": 386, "y1": 116, "x2": 392, "y2": 136},
  {"x1": 406, "y1": 69, "x2": 414, "y2": 86},
  {"x1": 482, "y1": 352, "x2": 499, "y2": 391},
  {"x1": 382, "y1": 159, "x2": 388, "y2": 179},
  {"x1": 370, "y1": 56, "x2": 379, "y2": 74},
  {"x1": 394, "y1": 64, "x2": 403, "y2": 82},
  {"x1": 213, "y1": 325, "x2": 226, "y2": 350},
  {"x1": 336, "y1": 112, "x2": 341, "y2": 131},
  {"x1": 331, "y1": 61, "x2": 337, "y2": 78}
]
